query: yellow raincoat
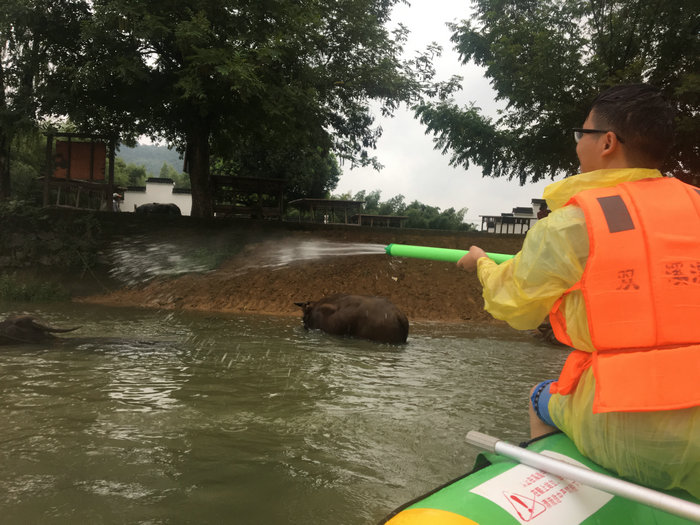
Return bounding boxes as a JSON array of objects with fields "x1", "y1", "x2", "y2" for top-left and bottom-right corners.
[{"x1": 476, "y1": 168, "x2": 699, "y2": 497}]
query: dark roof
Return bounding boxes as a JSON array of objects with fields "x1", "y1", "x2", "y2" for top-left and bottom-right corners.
[
  {"x1": 211, "y1": 175, "x2": 285, "y2": 192},
  {"x1": 352, "y1": 214, "x2": 408, "y2": 219},
  {"x1": 146, "y1": 177, "x2": 174, "y2": 184},
  {"x1": 288, "y1": 198, "x2": 365, "y2": 206},
  {"x1": 512, "y1": 207, "x2": 534, "y2": 214}
]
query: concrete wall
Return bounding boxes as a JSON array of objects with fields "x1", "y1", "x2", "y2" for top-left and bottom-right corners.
[{"x1": 122, "y1": 178, "x2": 192, "y2": 216}]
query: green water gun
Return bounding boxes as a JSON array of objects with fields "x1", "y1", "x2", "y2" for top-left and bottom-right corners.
[{"x1": 384, "y1": 243, "x2": 514, "y2": 264}]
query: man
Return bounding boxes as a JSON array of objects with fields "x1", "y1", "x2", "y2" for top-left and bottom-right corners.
[{"x1": 458, "y1": 84, "x2": 699, "y2": 497}]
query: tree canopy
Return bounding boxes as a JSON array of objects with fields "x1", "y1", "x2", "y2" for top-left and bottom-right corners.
[
  {"x1": 112, "y1": 158, "x2": 148, "y2": 188},
  {"x1": 338, "y1": 189, "x2": 476, "y2": 230},
  {"x1": 49, "y1": 0, "x2": 431, "y2": 216},
  {"x1": 415, "y1": 0, "x2": 699, "y2": 185},
  {"x1": 117, "y1": 144, "x2": 184, "y2": 177},
  {"x1": 0, "y1": 0, "x2": 88, "y2": 199}
]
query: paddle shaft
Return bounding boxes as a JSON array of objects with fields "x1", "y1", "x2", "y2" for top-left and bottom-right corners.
[
  {"x1": 385, "y1": 244, "x2": 513, "y2": 264},
  {"x1": 466, "y1": 431, "x2": 700, "y2": 522}
]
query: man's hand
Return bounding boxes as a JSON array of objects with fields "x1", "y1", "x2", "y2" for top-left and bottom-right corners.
[{"x1": 457, "y1": 245, "x2": 487, "y2": 271}]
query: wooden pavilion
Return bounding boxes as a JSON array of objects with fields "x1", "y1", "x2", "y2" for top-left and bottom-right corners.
[
  {"x1": 287, "y1": 198, "x2": 365, "y2": 224},
  {"x1": 211, "y1": 175, "x2": 286, "y2": 219},
  {"x1": 43, "y1": 132, "x2": 117, "y2": 211}
]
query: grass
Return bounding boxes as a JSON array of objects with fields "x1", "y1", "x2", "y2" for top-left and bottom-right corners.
[{"x1": 0, "y1": 273, "x2": 70, "y2": 302}]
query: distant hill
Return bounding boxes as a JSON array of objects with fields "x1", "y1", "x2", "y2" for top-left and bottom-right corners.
[{"x1": 117, "y1": 144, "x2": 185, "y2": 177}]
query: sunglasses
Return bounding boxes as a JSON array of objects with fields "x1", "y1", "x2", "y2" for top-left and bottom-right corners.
[{"x1": 572, "y1": 128, "x2": 625, "y2": 144}]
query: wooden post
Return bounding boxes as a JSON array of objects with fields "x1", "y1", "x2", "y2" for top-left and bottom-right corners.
[
  {"x1": 66, "y1": 137, "x2": 72, "y2": 180},
  {"x1": 43, "y1": 134, "x2": 53, "y2": 207},
  {"x1": 107, "y1": 139, "x2": 115, "y2": 212},
  {"x1": 89, "y1": 140, "x2": 95, "y2": 181}
]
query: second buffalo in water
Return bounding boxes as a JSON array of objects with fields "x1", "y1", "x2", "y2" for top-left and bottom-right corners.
[{"x1": 295, "y1": 294, "x2": 409, "y2": 344}]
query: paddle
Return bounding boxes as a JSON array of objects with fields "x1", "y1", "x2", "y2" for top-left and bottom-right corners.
[
  {"x1": 466, "y1": 431, "x2": 700, "y2": 522},
  {"x1": 384, "y1": 243, "x2": 514, "y2": 264}
]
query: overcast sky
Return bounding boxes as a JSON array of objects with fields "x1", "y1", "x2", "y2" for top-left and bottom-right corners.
[{"x1": 334, "y1": 0, "x2": 564, "y2": 226}]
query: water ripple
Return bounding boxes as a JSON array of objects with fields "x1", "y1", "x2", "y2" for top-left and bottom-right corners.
[{"x1": 0, "y1": 304, "x2": 568, "y2": 524}]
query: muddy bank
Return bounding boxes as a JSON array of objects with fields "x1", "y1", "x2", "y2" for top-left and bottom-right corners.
[{"x1": 78, "y1": 219, "x2": 525, "y2": 324}]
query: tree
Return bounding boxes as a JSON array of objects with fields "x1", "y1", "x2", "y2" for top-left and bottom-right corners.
[
  {"x1": 381, "y1": 194, "x2": 406, "y2": 215},
  {"x1": 354, "y1": 190, "x2": 382, "y2": 213},
  {"x1": 58, "y1": 0, "x2": 431, "y2": 217},
  {"x1": 402, "y1": 200, "x2": 473, "y2": 230},
  {"x1": 213, "y1": 141, "x2": 340, "y2": 200},
  {"x1": 155, "y1": 162, "x2": 188, "y2": 189},
  {"x1": 0, "y1": 127, "x2": 46, "y2": 202},
  {"x1": 415, "y1": 0, "x2": 699, "y2": 185},
  {"x1": 336, "y1": 189, "x2": 475, "y2": 230},
  {"x1": 113, "y1": 158, "x2": 148, "y2": 187},
  {"x1": 0, "y1": 0, "x2": 88, "y2": 199}
]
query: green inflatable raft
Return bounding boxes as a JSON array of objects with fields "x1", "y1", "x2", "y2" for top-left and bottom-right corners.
[{"x1": 380, "y1": 432, "x2": 699, "y2": 525}]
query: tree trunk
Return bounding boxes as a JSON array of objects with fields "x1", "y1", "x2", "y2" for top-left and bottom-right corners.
[
  {"x1": 0, "y1": 132, "x2": 10, "y2": 200},
  {"x1": 186, "y1": 125, "x2": 213, "y2": 218},
  {"x1": 0, "y1": 59, "x2": 9, "y2": 201}
]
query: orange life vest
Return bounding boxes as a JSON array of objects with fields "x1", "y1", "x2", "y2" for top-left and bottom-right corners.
[{"x1": 549, "y1": 176, "x2": 700, "y2": 413}]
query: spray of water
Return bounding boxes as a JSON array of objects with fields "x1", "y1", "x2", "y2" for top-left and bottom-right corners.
[
  {"x1": 105, "y1": 235, "x2": 389, "y2": 285},
  {"x1": 106, "y1": 234, "x2": 216, "y2": 285},
  {"x1": 255, "y1": 240, "x2": 387, "y2": 268}
]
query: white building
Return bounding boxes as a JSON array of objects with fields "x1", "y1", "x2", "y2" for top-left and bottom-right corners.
[
  {"x1": 121, "y1": 178, "x2": 192, "y2": 216},
  {"x1": 479, "y1": 198, "x2": 549, "y2": 234}
]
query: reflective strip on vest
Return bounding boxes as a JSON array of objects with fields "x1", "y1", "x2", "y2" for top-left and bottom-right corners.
[{"x1": 554, "y1": 177, "x2": 700, "y2": 413}]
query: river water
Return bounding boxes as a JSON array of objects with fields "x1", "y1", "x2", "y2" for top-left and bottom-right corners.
[{"x1": 0, "y1": 301, "x2": 567, "y2": 524}]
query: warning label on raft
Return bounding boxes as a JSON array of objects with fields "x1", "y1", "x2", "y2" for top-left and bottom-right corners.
[{"x1": 470, "y1": 451, "x2": 613, "y2": 524}]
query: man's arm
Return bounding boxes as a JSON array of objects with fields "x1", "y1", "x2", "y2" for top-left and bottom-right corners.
[{"x1": 458, "y1": 208, "x2": 589, "y2": 330}]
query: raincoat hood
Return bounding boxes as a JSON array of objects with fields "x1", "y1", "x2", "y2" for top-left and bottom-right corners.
[{"x1": 542, "y1": 168, "x2": 662, "y2": 211}]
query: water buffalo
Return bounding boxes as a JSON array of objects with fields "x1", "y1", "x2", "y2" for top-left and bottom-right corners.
[
  {"x1": 134, "y1": 202, "x2": 181, "y2": 216},
  {"x1": 295, "y1": 294, "x2": 409, "y2": 344},
  {"x1": 0, "y1": 316, "x2": 80, "y2": 345}
]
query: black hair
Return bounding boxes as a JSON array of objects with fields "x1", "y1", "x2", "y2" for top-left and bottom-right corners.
[{"x1": 589, "y1": 84, "x2": 674, "y2": 168}]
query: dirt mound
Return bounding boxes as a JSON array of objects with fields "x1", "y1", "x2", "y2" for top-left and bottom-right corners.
[{"x1": 79, "y1": 224, "x2": 525, "y2": 324}]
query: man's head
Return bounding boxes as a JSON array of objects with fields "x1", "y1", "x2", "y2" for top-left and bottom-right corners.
[{"x1": 576, "y1": 84, "x2": 674, "y2": 173}]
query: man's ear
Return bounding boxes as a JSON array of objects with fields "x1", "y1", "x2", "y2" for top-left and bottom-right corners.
[{"x1": 601, "y1": 131, "x2": 620, "y2": 156}]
